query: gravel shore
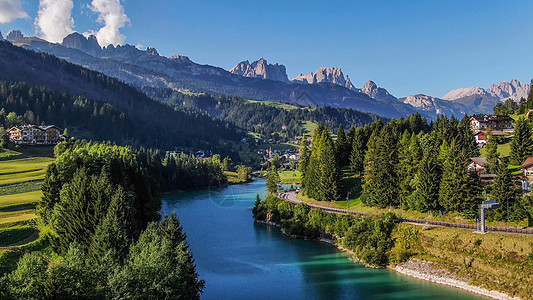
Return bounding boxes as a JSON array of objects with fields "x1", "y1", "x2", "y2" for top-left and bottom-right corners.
[{"x1": 395, "y1": 259, "x2": 520, "y2": 300}]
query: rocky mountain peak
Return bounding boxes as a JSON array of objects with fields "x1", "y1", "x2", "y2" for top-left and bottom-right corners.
[
  {"x1": 229, "y1": 58, "x2": 289, "y2": 83},
  {"x1": 62, "y1": 32, "x2": 101, "y2": 55},
  {"x1": 291, "y1": 67, "x2": 348, "y2": 88},
  {"x1": 146, "y1": 47, "x2": 159, "y2": 56},
  {"x1": 6, "y1": 30, "x2": 24, "y2": 42},
  {"x1": 488, "y1": 79, "x2": 530, "y2": 100},
  {"x1": 0, "y1": 31, "x2": 3, "y2": 40},
  {"x1": 345, "y1": 75, "x2": 356, "y2": 91},
  {"x1": 442, "y1": 79, "x2": 530, "y2": 102},
  {"x1": 360, "y1": 80, "x2": 396, "y2": 101},
  {"x1": 441, "y1": 86, "x2": 490, "y2": 101}
]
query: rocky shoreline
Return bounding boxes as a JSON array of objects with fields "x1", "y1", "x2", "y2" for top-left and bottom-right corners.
[
  {"x1": 394, "y1": 259, "x2": 519, "y2": 300},
  {"x1": 256, "y1": 220, "x2": 520, "y2": 299}
]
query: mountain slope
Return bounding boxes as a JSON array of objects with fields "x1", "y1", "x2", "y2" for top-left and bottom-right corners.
[
  {"x1": 12, "y1": 33, "x2": 420, "y2": 119},
  {"x1": 0, "y1": 40, "x2": 241, "y2": 152}
]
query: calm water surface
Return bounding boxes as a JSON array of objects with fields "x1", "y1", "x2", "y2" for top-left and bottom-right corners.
[{"x1": 160, "y1": 179, "x2": 484, "y2": 300}]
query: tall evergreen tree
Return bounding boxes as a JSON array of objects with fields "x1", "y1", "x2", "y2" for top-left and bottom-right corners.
[
  {"x1": 510, "y1": 116, "x2": 533, "y2": 165},
  {"x1": 489, "y1": 161, "x2": 519, "y2": 221},
  {"x1": 350, "y1": 127, "x2": 368, "y2": 175},
  {"x1": 438, "y1": 141, "x2": 481, "y2": 216},
  {"x1": 266, "y1": 166, "x2": 280, "y2": 194},
  {"x1": 362, "y1": 127, "x2": 399, "y2": 208},
  {"x1": 318, "y1": 130, "x2": 342, "y2": 201},
  {"x1": 407, "y1": 149, "x2": 441, "y2": 212},
  {"x1": 302, "y1": 126, "x2": 325, "y2": 198},
  {"x1": 485, "y1": 129, "x2": 500, "y2": 173},
  {"x1": 298, "y1": 135, "x2": 310, "y2": 174},
  {"x1": 335, "y1": 124, "x2": 350, "y2": 167},
  {"x1": 457, "y1": 115, "x2": 480, "y2": 157}
]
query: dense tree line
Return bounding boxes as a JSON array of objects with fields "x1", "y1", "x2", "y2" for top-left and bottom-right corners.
[
  {"x1": 253, "y1": 195, "x2": 399, "y2": 267},
  {"x1": 0, "y1": 81, "x2": 241, "y2": 156},
  {"x1": 300, "y1": 113, "x2": 532, "y2": 221},
  {"x1": 142, "y1": 87, "x2": 383, "y2": 140},
  {"x1": 0, "y1": 142, "x2": 205, "y2": 299}
]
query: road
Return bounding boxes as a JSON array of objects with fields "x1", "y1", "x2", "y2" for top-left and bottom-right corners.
[{"x1": 278, "y1": 191, "x2": 533, "y2": 235}]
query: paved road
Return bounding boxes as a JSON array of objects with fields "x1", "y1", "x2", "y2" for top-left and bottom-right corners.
[{"x1": 278, "y1": 191, "x2": 533, "y2": 235}]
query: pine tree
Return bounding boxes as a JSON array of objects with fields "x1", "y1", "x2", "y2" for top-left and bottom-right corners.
[
  {"x1": 334, "y1": 124, "x2": 350, "y2": 167},
  {"x1": 302, "y1": 126, "x2": 325, "y2": 198},
  {"x1": 362, "y1": 127, "x2": 399, "y2": 208},
  {"x1": 485, "y1": 129, "x2": 500, "y2": 173},
  {"x1": 438, "y1": 141, "x2": 481, "y2": 216},
  {"x1": 318, "y1": 130, "x2": 342, "y2": 201},
  {"x1": 489, "y1": 161, "x2": 519, "y2": 221},
  {"x1": 397, "y1": 131, "x2": 422, "y2": 200},
  {"x1": 350, "y1": 127, "x2": 368, "y2": 175},
  {"x1": 457, "y1": 115, "x2": 480, "y2": 157},
  {"x1": 266, "y1": 166, "x2": 280, "y2": 194},
  {"x1": 407, "y1": 149, "x2": 441, "y2": 212},
  {"x1": 510, "y1": 116, "x2": 533, "y2": 165},
  {"x1": 298, "y1": 135, "x2": 310, "y2": 174},
  {"x1": 90, "y1": 186, "x2": 136, "y2": 262}
]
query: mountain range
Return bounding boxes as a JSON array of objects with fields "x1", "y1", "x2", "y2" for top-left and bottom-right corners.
[
  {"x1": 10, "y1": 32, "x2": 420, "y2": 119},
  {"x1": 5, "y1": 30, "x2": 531, "y2": 119}
]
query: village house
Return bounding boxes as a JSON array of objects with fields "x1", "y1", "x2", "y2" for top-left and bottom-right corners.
[
  {"x1": 470, "y1": 115, "x2": 514, "y2": 132},
  {"x1": 518, "y1": 157, "x2": 533, "y2": 192},
  {"x1": 7, "y1": 125, "x2": 64, "y2": 145}
]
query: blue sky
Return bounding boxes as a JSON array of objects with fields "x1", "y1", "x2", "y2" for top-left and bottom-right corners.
[{"x1": 1, "y1": 0, "x2": 533, "y2": 97}]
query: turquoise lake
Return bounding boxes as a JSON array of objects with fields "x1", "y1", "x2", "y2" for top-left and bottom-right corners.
[{"x1": 160, "y1": 179, "x2": 484, "y2": 299}]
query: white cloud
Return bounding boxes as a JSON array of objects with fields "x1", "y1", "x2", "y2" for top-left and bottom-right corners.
[
  {"x1": 0, "y1": 0, "x2": 29, "y2": 23},
  {"x1": 89, "y1": 0, "x2": 129, "y2": 47},
  {"x1": 35, "y1": 0, "x2": 75, "y2": 43}
]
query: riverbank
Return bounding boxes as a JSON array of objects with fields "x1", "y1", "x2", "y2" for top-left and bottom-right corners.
[
  {"x1": 395, "y1": 259, "x2": 519, "y2": 300},
  {"x1": 257, "y1": 217, "x2": 522, "y2": 300}
]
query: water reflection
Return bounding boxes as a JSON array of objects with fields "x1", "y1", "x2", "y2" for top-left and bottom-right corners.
[{"x1": 161, "y1": 179, "x2": 483, "y2": 300}]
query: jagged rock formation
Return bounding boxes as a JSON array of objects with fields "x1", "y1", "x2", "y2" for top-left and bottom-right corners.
[
  {"x1": 488, "y1": 79, "x2": 530, "y2": 100},
  {"x1": 0, "y1": 31, "x2": 3, "y2": 40},
  {"x1": 229, "y1": 58, "x2": 289, "y2": 83},
  {"x1": 442, "y1": 79, "x2": 530, "y2": 102},
  {"x1": 360, "y1": 80, "x2": 397, "y2": 101},
  {"x1": 345, "y1": 75, "x2": 356, "y2": 90},
  {"x1": 146, "y1": 47, "x2": 159, "y2": 56},
  {"x1": 292, "y1": 67, "x2": 348, "y2": 87},
  {"x1": 6, "y1": 30, "x2": 24, "y2": 42},
  {"x1": 399, "y1": 94, "x2": 460, "y2": 116},
  {"x1": 61, "y1": 33, "x2": 101, "y2": 55}
]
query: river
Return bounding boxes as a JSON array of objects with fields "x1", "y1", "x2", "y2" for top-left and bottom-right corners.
[{"x1": 160, "y1": 179, "x2": 484, "y2": 300}]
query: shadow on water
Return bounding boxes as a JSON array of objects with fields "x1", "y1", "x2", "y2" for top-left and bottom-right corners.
[{"x1": 162, "y1": 179, "x2": 484, "y2": 300}]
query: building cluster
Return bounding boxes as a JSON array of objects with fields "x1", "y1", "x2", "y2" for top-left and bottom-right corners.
[
  {"x1": 258, "y1": 148, "x2": 299, "y2": 168},
  {"x1": 470, "y1": 115, "x2": 514, "y2": 147},
  {"x1": 7, "y1": 125, "x2": 64, "y2": 145}
]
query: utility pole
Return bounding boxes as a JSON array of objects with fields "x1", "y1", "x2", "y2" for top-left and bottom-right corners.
[{"x1": 346, "y1": 191, "x2": 350, "y2": 209}]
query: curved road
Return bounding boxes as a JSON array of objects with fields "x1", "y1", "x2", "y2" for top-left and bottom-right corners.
[{"x1": 278, "y1": 191, "x2": 533, "y2": 235}]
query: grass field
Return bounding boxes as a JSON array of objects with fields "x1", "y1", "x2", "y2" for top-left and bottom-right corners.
[
  {"x1": 0, "y1": 148, "x2": 23, "y2": 161},
  {"x1": 406, "y1": 224, "x2": 533, "y2": 299},
  {"x1": 301, "y1": 121, "x2": 318, "y2": 135},
  {"x1": 246, "y1": 100, "x2": 306, "y2": 111},
  {"x1": 0, "y1": 155, "x2": 53, "y2": 260},
  {"x1": 480, "y1": 142, "x2": 511, "y2": 157},
  {"x1": 279, "y1": 170, "x2": 302, "y2": 184}
]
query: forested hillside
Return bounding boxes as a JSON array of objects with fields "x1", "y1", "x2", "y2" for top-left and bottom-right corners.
[
  {"x1": 142, "y1": 87, "x2": 385, "y2": 139},
  {"x1": 0, "y1": 41, "x2": 241, "y2": 152}
]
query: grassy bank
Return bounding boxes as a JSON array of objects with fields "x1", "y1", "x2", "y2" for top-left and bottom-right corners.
[{"x1": 397, "y1": 223, "x2": 533, "y2": 299}]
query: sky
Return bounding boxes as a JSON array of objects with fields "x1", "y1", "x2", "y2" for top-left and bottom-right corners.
[{"x1": 1, "y1": 0, "x2": 533, "y2": 98}]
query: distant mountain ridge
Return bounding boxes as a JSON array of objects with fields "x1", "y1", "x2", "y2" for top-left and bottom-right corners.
[
  {"x1": 9, "y1": 32, "x2": 419, "y2": 119},
  {"x1": 6, "y1": 30, "x2": 530, "y2": 118}
]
